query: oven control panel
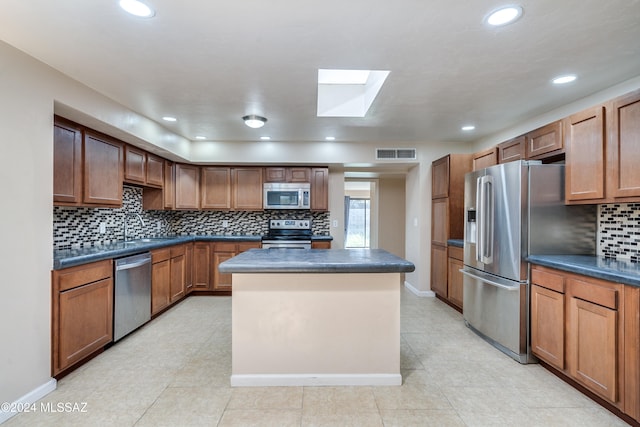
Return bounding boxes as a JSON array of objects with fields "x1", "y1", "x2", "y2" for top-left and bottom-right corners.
[{"x1": 269, "y1": 219, "x2": 311, "y2": 229}]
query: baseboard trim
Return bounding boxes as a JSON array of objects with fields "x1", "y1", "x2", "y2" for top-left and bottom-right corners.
[
  {"x1": 230, "y1": 373, "x2": 402, "y2": 387},
  {"x1": 0, "y1": 378, "x2": 57, "y2": 424},
  {"x1": 404, "y1": 281, "x2": 435, "y2": 297}
]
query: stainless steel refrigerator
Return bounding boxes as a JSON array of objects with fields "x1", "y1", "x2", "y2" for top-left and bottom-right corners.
[{"x1": 461, "y1": 160, "x2": 596, "y2": 363}]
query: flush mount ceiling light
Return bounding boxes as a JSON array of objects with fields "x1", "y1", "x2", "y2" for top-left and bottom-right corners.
[
  {"x1": 119, "y1": 0, "x2": 155, "y2": 18},
  {"x1": 325, "y1": 136, "x2": 336, "y2": 141},
  {"x1": 552, "y1": 74, "x2": 577, "y2": 85},
  {"x1": 194, "y1": 136, "x2": 207, "y2": 140},
  {"x1": 242, "y1": 115, "x2": 267, "y2": 129},
  {"x1": 485, "y1": 5, "x2": 523, "y2": 26},
  {"x1": 260, "y1": 136, "x2": 271, "y2": 140},
  {"x1": 462, "y1": 125, "x2": 476, "y2": 131},
  {"x1": 162, "y1": 116, "x2": 177, "y2": 122}
]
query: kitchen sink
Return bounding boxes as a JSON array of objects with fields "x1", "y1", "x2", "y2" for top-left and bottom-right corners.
[{"x1": 123, "y1": 237, "x2": 177, "y2": 246}]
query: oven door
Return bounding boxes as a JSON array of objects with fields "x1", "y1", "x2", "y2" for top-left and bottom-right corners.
[{"x1": 262, "y1": 240, "x2": 311, "y2": 249}]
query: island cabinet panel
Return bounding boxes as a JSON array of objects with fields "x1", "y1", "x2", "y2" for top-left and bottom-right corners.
[
  {"x1": 124, "y1": 145, "x2": 146, "y2": 185},
  {"x1": 472, "y1": 147, "x2": 498, "y2": 171},
  {"x1": 201, "y1": 167, "x2": 232, "y2": 209},
  {"x1": 193, "y1": 242, "x2": 212, "y2": 290},
  {"x1": 175, "y1": 163, "x2": 200, "y2": 209},
  {"x1": 525, "y1": 120, "x2": 563, "y2": 159},
  {"x1": 498, "y1": 136, "x2": 525, "y2": 163},
  {"x1": 447, "y1": 246, "x2": 464, "y2": 309},
  {"x1": 608, "y1": 89, "x2": 640, "y2": 200},
  {"x1": 565, "y1": 106, "x2": 606, "y2": 202},
  {"x1": 83, "y1": 131, "x2": 124, "y2": 206},
  {"x1": 53, "y1": 118, "x2": 83, "y2": 204},
  {"x1": 310, "y1": 167, "x2": 329, "y2": 211},
  {"x1": 531, "y1": 284, "x2": 565, "y2": 369},
  {"x1": 52, "y1": 259, "x2": 113, "y2": 376},
  {"x1": 232, "y1": 168, "x2": 263, "y2": 210}
]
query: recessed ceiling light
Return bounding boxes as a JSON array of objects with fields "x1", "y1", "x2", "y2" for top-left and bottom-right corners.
[
  {"x1": 325, "y1": 136, "x2": 336, "y2": 141},
  {"x1": 162, "y1": 116, "x2": 177, "y2": 122},
  {"x1": 552, "y1": 74, "x2": 577, "y2": 85},
  {"x1": 260, "y1": 136, "x2": 271, "y2": 140},
  {"x1": 485, "y1": 5, "x2": 523, "y2": 26},
  {"x1": 462, "y1": 125, "x2": 476, "y2": 131},
  {"x1": 119, "y1": 0, "x2": 155, "y2": 18},
  {"x1": 194, "y1": 136, "x2": 206, "y2": 140},
  {"x1": 242, "y1": 115, "x2": 267, "y2": 129}
]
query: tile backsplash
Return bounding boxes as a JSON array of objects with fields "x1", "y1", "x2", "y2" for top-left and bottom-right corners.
[
  {"x1": 599, "y1": 203, "x2": 640, "y2": 262},
  {"x1": 53, "y1": 186, "x2": 330, "y2": 250}
]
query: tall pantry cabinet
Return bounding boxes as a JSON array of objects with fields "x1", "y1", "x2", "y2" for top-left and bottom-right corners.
[{"x1": 430, "y1": 154, "x2": 472, "y2": 305}]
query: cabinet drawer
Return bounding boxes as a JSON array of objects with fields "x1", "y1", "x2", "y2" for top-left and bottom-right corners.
[
  {"x1": 570, "y1": 278, "x2": 618, "y2": 310},
  {"x1": 531, "y1": 268, "x2": 565, "y2": 294},
  {"x1": 151, "y1": 248, "x2": 171, "y2": 263},
  {"x1": 170, "y1": 244, "x2": 186, "y2": 258},
  {"x1": 237, "y1": 241, "x2": 261, "y2": 252},
  {"x1": 448, "y1": 246, "x2": 463, "y2": 261},
  {"x1": 56, "y1": 260, "x2": 112, "y2": 292},
  {"x1": 215, "y1": 242, "x2": 237, "y2": 252}
]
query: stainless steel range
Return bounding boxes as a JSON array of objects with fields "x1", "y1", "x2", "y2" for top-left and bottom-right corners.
[{"x1": 262, "y1": 219, "x2": 312, "y2": 249}]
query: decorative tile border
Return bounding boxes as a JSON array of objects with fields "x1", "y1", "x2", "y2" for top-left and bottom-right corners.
[{"x1": 53, "y1": 186, "x2": 330, "y2": 250}]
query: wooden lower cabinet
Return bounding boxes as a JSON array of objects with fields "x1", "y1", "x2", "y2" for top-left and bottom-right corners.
[
  {"x1": 193, "y1": 242, "x2": 212, "y2": 290},
  {"x1": 311, "y1": 241, "x2": 331, "y2": 249},
  {"x1": 446, "y1": 246, "x2": 463, "y2": 309},
  {"x1": 530, "y1": 264, "x2": 632, "y2": 415},
  {"x1": 52, "y1": 260, "x2": 113, "y2": 376},
  {"x1": 213, "y1": 249, "x2": 234, "y2": 291},
  {"x1": 531, "y1": 284, "x2": 565, "y2": 369},
  {"x1": 152, "y1": 245, "x2": 188, "y2": 315},
  {"x1": 151, "y1": 248, "x2": 171, "y2": 315},
  {"x1": 430, "y1": 244, "x2": 447, "y2": 298}
]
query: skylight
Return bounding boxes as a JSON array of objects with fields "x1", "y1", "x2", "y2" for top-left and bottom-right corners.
[{"x1": 317, "y1": 69, "x2": 390, "y2": 118}]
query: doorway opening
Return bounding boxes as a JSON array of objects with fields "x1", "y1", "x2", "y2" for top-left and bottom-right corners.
[{"x1": 344, "y1": 181, "x2": 375, "y2": 249}]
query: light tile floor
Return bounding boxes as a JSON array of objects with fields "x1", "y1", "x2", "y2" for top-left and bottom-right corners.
[{"x1": 5, "y1": 287, "x2": 630, "y2": 426}]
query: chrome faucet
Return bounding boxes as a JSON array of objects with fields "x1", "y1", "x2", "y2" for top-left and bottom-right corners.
[{"x1": 124, "y1": 213, "x2": 145, "y2": 241}]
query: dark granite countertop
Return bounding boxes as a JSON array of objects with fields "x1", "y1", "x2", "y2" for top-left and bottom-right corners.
[
  {"x1": 527, "y1": 255, "x2": 640, "y2": 287},
  {"x1": 218, "y1": 248, "x2": 415, "y2": 274},
  {"x1": 447, "y1": 239, "x2": 464, "y2": 248},
  {"x1": 53, "y1": 234, "x2": 330, "y2": 270}
]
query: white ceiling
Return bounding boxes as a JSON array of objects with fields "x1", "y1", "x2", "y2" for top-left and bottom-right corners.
[{"x1": 1, "y1": 0, "x2": 639, "y2": 145}]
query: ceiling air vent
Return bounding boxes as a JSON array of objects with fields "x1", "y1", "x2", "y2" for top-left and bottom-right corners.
[{"x1": 375, "y1": 148, "x2": 417, "y2": 160}]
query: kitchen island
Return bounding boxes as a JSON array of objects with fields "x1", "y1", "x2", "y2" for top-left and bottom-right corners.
[{"x1": 218, "y1": 248, "x2": 415, "y2": 387}]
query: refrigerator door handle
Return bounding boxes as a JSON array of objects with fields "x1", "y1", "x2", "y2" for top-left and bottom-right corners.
[
  {"x1": 475, "y1": 176, "x2": 483, "y2": 263},
  {"x1": 483, "y1": 176, "x2": 494, "y2": 264},
  {"x1": 460, "y1": 268, "x2": 519, "y2": 291}
]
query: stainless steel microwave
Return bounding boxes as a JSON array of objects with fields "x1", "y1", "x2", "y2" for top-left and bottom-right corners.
[{"x1": 263, "y1": 183, "x2": 310, "y2": 209}]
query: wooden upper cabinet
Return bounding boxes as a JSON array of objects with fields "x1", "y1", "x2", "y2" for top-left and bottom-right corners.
[
  {"x1": 163, "y1": 161, "x2": 175, "y2": 209},
  {"x1": 264, "y1": 167, "x2": 311, "y2": 182},
  {"x1": 498, "y1": 136, "x2": 525, "y2": 164},
  {"x1": 310, "y1": 167, "x2": 329, "y2": 211},
  {"x1": 174, "y1": 163, "x2": 200, "y2": 209},
  {"x1": 472, "y1": 147, "x2": 498, "y2": 171},
  {"x1": 608, "y1": 89, "x2": 640, "y2": 200},
  {"x1": 146, "y1": 154, "x2": 164, "y2": 188},
  {"x1": 124, "y1": 145, "x2": 146, "y2": 185},
  {"x1": 53, "y1": 118, "x2": 82, "y2": 204},
  {"x1": 432, "y1": 156, "x2": 450, "y2": 199},
  {"x1": 525, "y1": 121, "x2": 563, "y2": 159},
  {"x1": 83, "y1": 131, "x2": 123, "y2": 206},
  {"x1": 201, "y1": 167, "x2": 231, "y2": 209},
  {"x1": 565, "y1": 106, "x2": 606, "y2": 203},
  {"x1": 232, "y1": 167, "x2": 263, "y2": 210}
]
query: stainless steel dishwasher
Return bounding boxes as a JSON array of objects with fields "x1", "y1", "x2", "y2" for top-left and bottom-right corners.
[{"x1": 114, "y1": 252, "x2": 151, "y2": 342}]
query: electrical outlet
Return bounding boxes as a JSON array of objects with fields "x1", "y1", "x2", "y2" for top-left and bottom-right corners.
[
  {"x1": 222, "y1": 220, "x2": 229, "y2": 228},
  {"x1": 99, "y1": 222, "x2": 106, "y2": 234},
  {"x1": 157, "y1": 222, "x2": 161, "y2": 231},
  {"x1": 332, "y1": 220, "x2": 338, "y2": 228}
]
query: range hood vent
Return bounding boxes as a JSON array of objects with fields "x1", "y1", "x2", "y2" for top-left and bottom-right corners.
[{"x1": 375, "y1": 148, "x2": 417, "y2": 160}]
